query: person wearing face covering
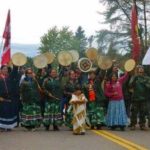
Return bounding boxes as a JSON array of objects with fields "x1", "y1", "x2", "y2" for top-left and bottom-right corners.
[{"x1": 20, "y1": 68, "x2": 42, "y2": 131}]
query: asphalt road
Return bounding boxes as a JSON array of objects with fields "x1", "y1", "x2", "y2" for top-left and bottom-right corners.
[{"x1": 0, "y1": 126, "x2": 149, "y2": 150}]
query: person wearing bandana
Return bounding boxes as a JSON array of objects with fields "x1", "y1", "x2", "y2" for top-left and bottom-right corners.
[{"x1": 20, "y1": 68, "x2": 42, "y2": 131}]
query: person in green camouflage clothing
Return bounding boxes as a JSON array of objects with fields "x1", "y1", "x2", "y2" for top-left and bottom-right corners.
[
  {"x1": 43, "y1": 69, "x2": 63, "y2": 131},
  {"x1": 129, "y1": 66, "x2": 150, "y2": 130},
  {"x1": 84, "y1": 71, "x2": 106, "y2": 130},
  {"x1": 20, "y1": 68, "x2": 42, "y2": 131}
]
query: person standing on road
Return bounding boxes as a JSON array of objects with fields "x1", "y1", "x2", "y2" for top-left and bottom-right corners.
[
  {"x1": 69, "y1": 85, "x2": 87, "y2": 135},
  {"x1": 42, "y1": 69, "x2": 63, "y2": 131},
  {"x1": 20, "y1": 68, "x2": 42, "y2": 131},
  {"x1": 84, "y1": 71, "x2": 106, "y2": 130},
  {"x1": 104, "y1": 72, "x2": 128, "y2": 131},
  {"x1": 63, "y1": 70, "x2": 79, "y2": 129},
  {"x1": 0, "y1": 65, "x2": 21, "y2": 131},
  {"x1": 129, "y1": 66, "x2": 150, "y2": 130}
]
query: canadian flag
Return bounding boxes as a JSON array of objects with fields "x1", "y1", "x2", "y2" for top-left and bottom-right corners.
[{"x1": 1, "y1": 9, "x2": 11, "y2": 65}]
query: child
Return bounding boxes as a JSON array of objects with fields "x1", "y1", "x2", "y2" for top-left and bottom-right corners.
[{"x1": 69, "y1": 85, "x2": 87, "y2": 135}]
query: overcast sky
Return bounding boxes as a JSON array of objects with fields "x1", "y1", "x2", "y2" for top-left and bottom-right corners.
[{"x1": 0, "y1": 0, "x2": 107, "y2": 44}]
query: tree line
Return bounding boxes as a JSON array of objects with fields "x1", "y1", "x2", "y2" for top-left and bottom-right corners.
[{"x1": 27, "y1": 0, "x2": 150, "y2": 69}]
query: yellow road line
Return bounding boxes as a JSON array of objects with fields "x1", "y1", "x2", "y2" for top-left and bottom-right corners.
[
  {"x1": 93, "y1": 130, "x2": 135, "y2": 150},
  {"x1": 101, "y1": 130, "x2": 148, "y2": 150},
  {"x1": 92, "y1": 130, "x2": 148, "y2": 150}
]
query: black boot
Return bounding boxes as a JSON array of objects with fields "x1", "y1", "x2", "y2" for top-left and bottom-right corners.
[
  {"x1": 45, "y1": 125, "x2": 49, "y2": 131},
  {"x1": 91, "y1": 125, "x2": 94, "y2": 129},
  {"x1": 96, "y1": 124, "x2": 102, "y2": 130},
  {"x1": 53, "y1": 125, "x2": 59, "y2": 131},
  {"x1": 140, "y1": 125, "x2": 148, "y2": 131},
  {"x1": 110, "y1": 126, "x2": 116, "y2": 131},
  {"x1": 25, "y1": 126, "x2": 32, "y2": 131},
  {"x1": 120, "y1": 126, "x2": 125, "y2": 131}
]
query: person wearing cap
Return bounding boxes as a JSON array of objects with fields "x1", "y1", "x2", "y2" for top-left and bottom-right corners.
[
  {"x1": 84, "y1": 70, "x2": 106, "y2": 130},
  {"x1": 20, "y1": 68, "x2": 42, "y2": 131},
  {"x1": 0, "y1": 65, "x2": 21, "y2": 131},
  {"x1": 104, "y1": 71, "x2": 128, "y2": 131},
  {"x1": 42, "y1": 69, "x2": 63, "y2": 131},
  {"x1": 69, "y1": 85, "x2": 87, "y2": 135},
  {"x1": 129, "y1": 65, "x2": 150, "y2": 130}
]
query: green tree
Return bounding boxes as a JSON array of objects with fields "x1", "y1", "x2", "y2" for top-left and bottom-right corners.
[
  {"x1": 73, "y1": 26, "x2": 88, "y2": 53},
  {"x1": 25, "y1": 57, "x2": 37, "y2": 72},
  {"x1": 88, "y1": 35, "x2": 94, "y2": 48},
  {"x1": 97, "y1": 0, "x2": 150, "y2": 61},
  {"x1": 39, "y1": 26, "x2": 75, "y2": 54},
  {"x1": 96, "y1": 29, "x2": 130, "y2": 54}
]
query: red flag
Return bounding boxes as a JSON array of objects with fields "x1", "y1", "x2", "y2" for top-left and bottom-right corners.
[
  {"x1": 1, "y1": 10, "x2": 11, "y2": 65},
  {"x1": 131, "y1": 4, "x2": 141, "y2": 61}
]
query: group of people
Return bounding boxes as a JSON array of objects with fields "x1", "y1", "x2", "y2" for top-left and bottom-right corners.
[{"x1": 0, "y1": 63, "x2": 150, "y2": 135}]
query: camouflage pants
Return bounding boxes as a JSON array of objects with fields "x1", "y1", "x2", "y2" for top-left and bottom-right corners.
[
  {"x1": 130, "y1": 101, "x2": 147, "y2": 127},
  {"x1": 146, "y1": 101, "x2": 150, "y2": 126}
]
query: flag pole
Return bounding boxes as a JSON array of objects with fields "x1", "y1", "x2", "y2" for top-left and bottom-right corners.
[{"x1": 0, "y1": 37, "x2": 4, "y2": 66}]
